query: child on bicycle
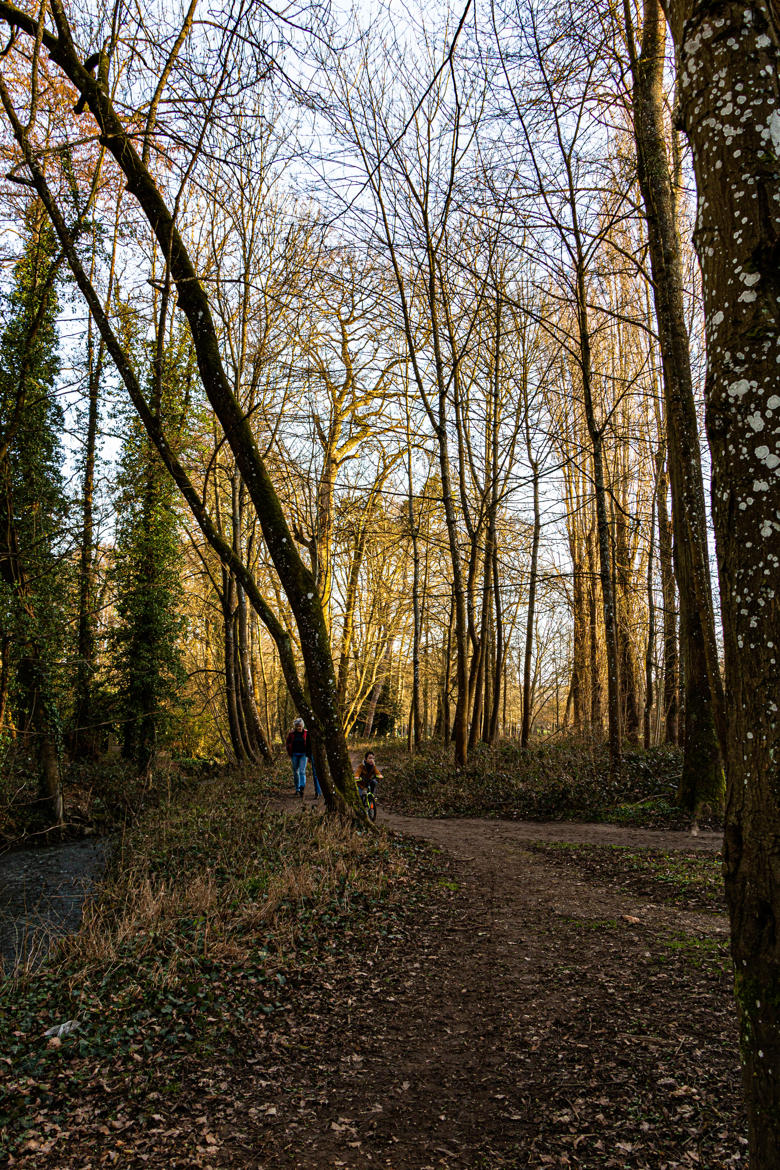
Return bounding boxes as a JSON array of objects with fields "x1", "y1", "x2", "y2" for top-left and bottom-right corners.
[{"x1": 354, "y1": 750, "x2": 382, "y2": 795}]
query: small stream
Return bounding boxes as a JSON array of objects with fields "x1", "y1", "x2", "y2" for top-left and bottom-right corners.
[{"x1": 0, "y1": 838, "x2": 109, "y2": 976}]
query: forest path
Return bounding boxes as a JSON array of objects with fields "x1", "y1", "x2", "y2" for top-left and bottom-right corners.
[
  {"x1": 378, "y1": 807, "x2": 721, "y2": 856},
  {"x1": 228, "y1": 781, "x2": 740, "y2": 1169}
]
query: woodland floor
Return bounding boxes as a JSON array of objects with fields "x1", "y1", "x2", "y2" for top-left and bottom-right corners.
[
  {"x1": 3, "y1": 786, "x2": 744, "y2": 1169},
  {"x1": 223, "y1": 800, "x2": 741, "y2": 1170}
]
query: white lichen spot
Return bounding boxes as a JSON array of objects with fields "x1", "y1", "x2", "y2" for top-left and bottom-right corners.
[
  {"x1": 728, "y1": 379, "x2": 751, "y2": 398},
  {"x1": 767, "y1": 395, "x2": 780, "y2": 411},
  {"x1": 748, "y1": 412, "x2": 765, "y2": 431},
  {"x1": 712, "y1": 310, "x2": 725, "y2": 326},
  {"x1": 739, "y1": 289, "x2": 758, "y2": 303},
  {"x1": 761, "y1": 520, "x2": 774, "y2": 538}
]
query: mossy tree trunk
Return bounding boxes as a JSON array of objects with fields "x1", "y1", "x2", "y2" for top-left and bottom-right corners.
[{"x1": 0, "y1": 3, "x2": 358, "y2": 813}]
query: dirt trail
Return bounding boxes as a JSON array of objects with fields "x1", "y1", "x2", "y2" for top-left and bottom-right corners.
[
  {"x1": 379, "y1": 807, "x2": 722, "y2": 855},
  {"x1": 229, "y1": 789, "x2": 739, "y2": 1169}
]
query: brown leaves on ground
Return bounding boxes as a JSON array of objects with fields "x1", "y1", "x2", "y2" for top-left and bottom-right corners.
[{"x1": 2, "y1": 803, "x2": 744, "y2": 1169}]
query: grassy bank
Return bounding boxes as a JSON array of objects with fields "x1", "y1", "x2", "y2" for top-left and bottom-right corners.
[
  {"x1": 0, "y1": 766, "x2": 441, "y2": 1164},
  {"x1": 372, "y1": 737, "x2": 701, "y2": 828}
]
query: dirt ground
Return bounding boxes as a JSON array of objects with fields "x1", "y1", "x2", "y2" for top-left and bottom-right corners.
[{"x1": 202, "y1": 798, "x2": 743, "y2": 1170}]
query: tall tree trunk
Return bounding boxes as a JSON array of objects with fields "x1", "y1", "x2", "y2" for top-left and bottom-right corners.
[
  {"x1": 442, "y1": 589, "x2": 454, "y2": 744},
  {"x1": 0, "y1": 634, "x2": 9, "y2": 732},
  {"x1": 236, "y1": 582, "x2": 272, "y2": 762},
  {"x1": 409, "y1": 503, "x2": 422, "y2": 750},
  {"x1": 487, "y1": 547, "x2": 504, "y2": 744},
  {"x1": 71, "y1": 331, "x2": 101, "y2": 759},
  {"x1": 587, "y1": 523, "x2": 603, "y2": 732},
  {"x1": 571, "y1": 543, "x2": 589, "y2": 731},
  {"x1": 659, "y1": 0, "x2": 780, "y2": 1161},
  {"x1": 315, "y1": 451, "x2": 335, "y2": 632},
  {"x1": 221, "y1": 571, "x2": 253, "y2": 762},
  {"x1": 656, "y1": 445, "x2": 679, "y2": 743},
  {"x1": 614, "y1": 505, "x2": 641, "y2": 745},
  {"x1": 363, "y1": 638, "x2": 390, "y2": 739},
  {"x1": 644, "y1": 487, "x2": 657, "y2": 750},
  {"x1": 521, "y1": 460, "x2": 541, "y2": 749},
  {"x1": 469, "y1": 538, "x2": 492, "y2": 751},
  {"x1": 336, "y1": 525, "x2": 367, "y2": 710},
  {"x1": 625, "y1": 0, "x2": 722, "y2": 809},
  {"x1": 570, "y1": 237, "x2": 622, "y2": 770},
  {"x1": 0, "y1": 463, "x2": 63, "y2": 824}
]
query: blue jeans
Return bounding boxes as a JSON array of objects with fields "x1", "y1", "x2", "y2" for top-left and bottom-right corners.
[{"x1": 291, "y1": 754, "x2": 307, "y2": 791}]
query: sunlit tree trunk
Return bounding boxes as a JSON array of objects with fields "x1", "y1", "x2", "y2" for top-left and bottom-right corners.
[
  {"x1": 655, "y1": 443, "x2": 679, "y2": 744},
  {"x1": 0, "y1": 20, "x2": 357, "y2": 812},
  {"x1": 521, "y1": 456, "x2": 541, "y2": 749},
  {"x1": 626, "y1": 0, "x2": 722, "y2": 809}
]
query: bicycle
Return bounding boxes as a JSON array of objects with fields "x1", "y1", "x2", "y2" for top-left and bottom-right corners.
[{"x1": 356, "y1": 779, "x2": 377, "y2": 823}]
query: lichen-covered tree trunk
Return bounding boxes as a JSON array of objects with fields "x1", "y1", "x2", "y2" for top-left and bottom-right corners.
[
  {"x1": 626, "y1": 0, "x2": 723, "y2": 811},
  {"x1": 660, "y1": 0, "x2": 780, "y2": 1161}
]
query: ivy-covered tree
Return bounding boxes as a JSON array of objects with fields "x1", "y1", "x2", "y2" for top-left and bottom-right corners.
[
  {"x1": 0, "y1": 201, "x2": 67, "y2": 822},
  {"x1": 110, "y1": 326, "x2": 191, "y2": 778}
]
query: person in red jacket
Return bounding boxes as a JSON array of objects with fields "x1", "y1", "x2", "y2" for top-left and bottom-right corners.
[{"x1": 285, "y1": 717, "x2": 321, "y2": 799}]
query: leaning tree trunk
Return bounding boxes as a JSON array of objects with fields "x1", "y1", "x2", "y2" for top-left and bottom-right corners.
[
  {"x1": 0, "y1": 17, "x2": 357, "y2": 813},
  {"x1": 660, "y1": 0, "x2": 780, "y2": 1162},
  {"x1": 626, "y1": 0, "x2": 723, "y2": 811}
]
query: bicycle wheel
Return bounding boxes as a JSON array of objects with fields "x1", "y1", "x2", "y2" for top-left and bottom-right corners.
[{"x1": 364, "y1": 792, "x2": 377, "y2": 822}]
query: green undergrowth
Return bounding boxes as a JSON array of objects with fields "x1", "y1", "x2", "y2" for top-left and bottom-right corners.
[
  {"x1": 0, "y1": 770, "x2": 438, "y2": 1161},
  {"x1": 529, "y1": 842, "x2": 725, "y2": 912},
  {"x1": 378, "y1": 738, "x2": 699, "y2": 827}
]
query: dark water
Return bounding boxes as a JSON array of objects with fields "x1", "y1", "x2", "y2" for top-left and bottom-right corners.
[{"x1": 0, "y1": 838, "x2": 108, "y2": 975}]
